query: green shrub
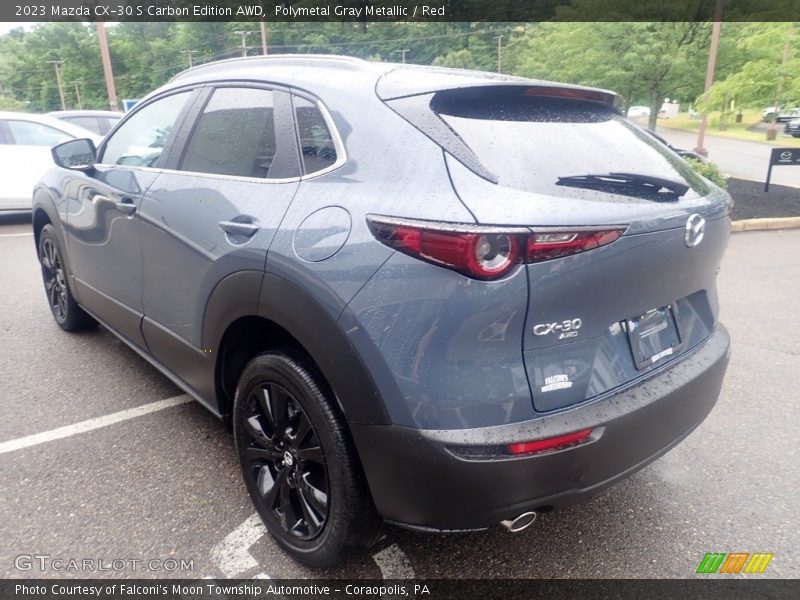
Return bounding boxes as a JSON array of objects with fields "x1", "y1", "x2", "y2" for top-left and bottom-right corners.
[{"x1": 685, "y1": 158, "x2": 728, "y2": 189}]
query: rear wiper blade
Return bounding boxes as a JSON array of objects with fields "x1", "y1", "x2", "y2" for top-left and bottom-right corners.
[{"x1": 556, "y1": 172, "x2": 689, "y2": 199}]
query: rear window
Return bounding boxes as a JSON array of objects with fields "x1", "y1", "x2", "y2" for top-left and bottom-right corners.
[{"x1": 430, "y1": 88, "x2": 708, "y2": 200}]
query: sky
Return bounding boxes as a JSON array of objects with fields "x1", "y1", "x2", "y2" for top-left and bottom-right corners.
[
  {"x1": 0, "y1": 22, "x2": 37, "y2": 36},
  {"x1": 0, "y1": 22, "x2": 119, "y2": 37}
]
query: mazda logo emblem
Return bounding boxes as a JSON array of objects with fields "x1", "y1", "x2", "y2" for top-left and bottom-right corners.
[
  {"x1": 685, "y1": 214, "x2": 705, "y2": 248},
  {"x1": 780, "y1": 151, "x2": 792, "y2": 160}
]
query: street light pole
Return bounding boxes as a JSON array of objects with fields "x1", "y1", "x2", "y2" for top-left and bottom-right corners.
[
  {"x1": 694, "y1": 0, "x2": 725, "y2": 157},
  {"x1": 47, "y1": 60, "x2": 66, "y2": 110}
]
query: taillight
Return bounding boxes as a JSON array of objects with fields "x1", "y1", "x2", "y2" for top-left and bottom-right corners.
[
  {"x1": 367, "y1": 216, "x2": 625, "y2": 280},
  {"x1": 506, "y1": 428, "x2": 593, "y2": 456},
  {"x1": 526, "y1": 229, "x2": 624, "y2": 263}
]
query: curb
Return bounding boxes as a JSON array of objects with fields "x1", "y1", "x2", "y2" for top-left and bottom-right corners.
[{"x1": 730, "y1": 216, "x2": 800, "y2": 232}]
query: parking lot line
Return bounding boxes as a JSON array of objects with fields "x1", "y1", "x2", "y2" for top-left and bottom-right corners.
[
  {"x1": 0, "y1": 395, "x2": 191, "y2": 455},
  {"x1": 0, "y1": 232, "x2": 33, "y2": 237}
]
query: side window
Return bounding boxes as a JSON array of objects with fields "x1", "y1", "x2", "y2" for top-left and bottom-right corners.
[
  {"x1": 293, "y1": 96, "x2": 338, "y2": 174},
  {"x1": 0, "y1": 122, "x2": 11, "y2": 145},
  {"x1": 180, "y1": 87, "x2": 281, "y2": 179},
  {"x1": 101, "y1": 91, "x2": 191, "y2": 168},
  {"x1": 7, "y1": 121, "x2": 73, "y2": 146},
  {"x1": 66, "y1": 116, "x2": 103, "y2": 135}
]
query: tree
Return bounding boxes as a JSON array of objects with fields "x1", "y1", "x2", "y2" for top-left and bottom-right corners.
[
  {"x1": 506, "y1": 21, "x2": 710, "y2": 130},
  {"x1": 698, "y1": 22, "x2": 800, "y2": 125}
]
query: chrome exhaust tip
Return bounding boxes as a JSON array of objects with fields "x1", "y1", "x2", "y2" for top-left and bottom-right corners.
[{"x1": 500, "y1": 511, "x2": 538, "y2": 533}]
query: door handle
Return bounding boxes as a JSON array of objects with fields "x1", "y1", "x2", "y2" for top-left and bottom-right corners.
[
  {"x1": 116, "y1": 197, "x2": 136, "y2": 215},
  {"x1": 219, "y1": 220, "x2": 259, "y2": 238}
]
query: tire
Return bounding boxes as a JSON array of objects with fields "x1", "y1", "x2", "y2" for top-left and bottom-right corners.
[
  {"x1": 38, "y1": 224, "x2": 97, "y2": 332},
  {"x1": 233, "y1": 351, "x2": 381, "y2": 567}
]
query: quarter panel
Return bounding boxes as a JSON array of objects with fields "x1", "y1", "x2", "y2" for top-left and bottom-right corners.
[{"x1": 344, "y1": 253, "x2": 535, "y2": 430}]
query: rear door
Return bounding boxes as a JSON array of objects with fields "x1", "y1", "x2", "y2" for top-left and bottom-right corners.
[
  {"x1": 138, "y1": 84, "x2": 301, "y2": 387},
  {"x1": 389, "y1": 84, "x2": 730, "y2": 413}
]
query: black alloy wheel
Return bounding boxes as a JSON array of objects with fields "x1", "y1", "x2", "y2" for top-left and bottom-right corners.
[
  {"x1": 40, "y1": 236, "x2": 67, "y2": 322},
  {"x1": 38, "y1": 224, "x2": 96, "y2": 331},
  {"x1": 242, "y1": 381, "x2": 329, "y2": 540},
  {"x1": 234, "y1": 351, "x2": 381, "y2": 567}
]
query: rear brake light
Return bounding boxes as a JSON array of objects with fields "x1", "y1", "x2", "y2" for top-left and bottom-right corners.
[
  {"x1": 522, "y1": 86, "x2": 619, "y2": 108},
  {"x1": 367, "y1": 216, "x2": 625, "y2": 280},
  {"x1": 506, "y1": 428, "x2": 593, "y2": 455}
]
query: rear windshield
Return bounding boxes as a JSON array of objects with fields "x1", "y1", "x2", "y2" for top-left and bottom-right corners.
[{"x1": 431, "y1": 88, "x2": 708, "y2": 200}]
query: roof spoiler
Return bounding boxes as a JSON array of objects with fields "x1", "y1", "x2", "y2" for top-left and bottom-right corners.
[{"x1": 376, "y1": 66, "x2": 621, "y2": 110}]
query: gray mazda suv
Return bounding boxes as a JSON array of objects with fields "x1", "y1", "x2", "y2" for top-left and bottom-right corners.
[{"x1": 33, "y1": 56, "x2": 731, "y2": 567}]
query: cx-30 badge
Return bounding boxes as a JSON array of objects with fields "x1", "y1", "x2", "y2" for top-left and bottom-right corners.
[
  {"x1": 685, "y1": 214, "x2": 706, "y2": 248},
  {"x1": 533, "y1": 318, "x2": 582, "y2": 339}
]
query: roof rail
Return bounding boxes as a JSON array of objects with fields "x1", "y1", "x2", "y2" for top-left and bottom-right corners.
[{"x1": 169, "y1": 54, "x2": 375, "y2": 82}]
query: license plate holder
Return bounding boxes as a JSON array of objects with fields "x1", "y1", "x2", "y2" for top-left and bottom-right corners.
[{"x1": 626, "y1": 305, "x2": 682, "y2": 370}]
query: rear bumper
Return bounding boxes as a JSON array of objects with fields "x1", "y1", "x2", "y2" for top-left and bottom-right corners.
[{"x1": 351, "y1": 324, "x2": 730, "y2": 531}]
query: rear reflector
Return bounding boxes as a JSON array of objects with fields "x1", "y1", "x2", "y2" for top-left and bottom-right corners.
[
  {"x1": 367, "y1": 216, "x2": 625, "y2": 280},
  {"x1": 506, "y1": 428, "x2": 593, "y2": 455}
]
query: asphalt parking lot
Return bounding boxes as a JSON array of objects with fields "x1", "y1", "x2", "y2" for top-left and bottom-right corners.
[{"x1": 0, "y1": 215, "x2": 798, "y2": 580}]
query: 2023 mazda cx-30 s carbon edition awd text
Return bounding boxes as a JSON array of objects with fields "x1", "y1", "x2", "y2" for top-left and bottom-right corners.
[{"x1": 34, "y1": 56, "x2": 731, "y2": 566}]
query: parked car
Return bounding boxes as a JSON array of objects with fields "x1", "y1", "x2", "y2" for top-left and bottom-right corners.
[
  {"x1": 784, "y1": 117, "x2": 800, "y2": 138},
  {"x1": 33, "y1": 56, "x2": 732, "y2": 567},
  {"x1": 762, "y1": 106, "x2": 800, "y2": 122},
  {"x1": 0, "y1": 112, "x2": 100, "y2": 212},
  {"x1": 643, "y1": 128, "x2": 709, "y2": 163},
  {"x1": 48, "y1": 109, "x2": 123, "y2": 136},
  {"x1": 626, "y1": 105, "x2": 650, "y2": 118}
]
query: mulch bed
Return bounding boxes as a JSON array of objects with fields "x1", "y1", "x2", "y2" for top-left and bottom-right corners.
[{"x1": 728, "y1": 177, "x2": 800, "y2": 220}]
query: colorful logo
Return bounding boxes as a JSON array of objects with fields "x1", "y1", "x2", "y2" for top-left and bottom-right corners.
[{"x1": 696, "y1": 552, "x2": 773, "y2": 574}]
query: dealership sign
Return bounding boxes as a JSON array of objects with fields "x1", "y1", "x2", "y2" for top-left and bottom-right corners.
[{"x1": 765, "y1": 147, "x2": 800, "y2": 191}]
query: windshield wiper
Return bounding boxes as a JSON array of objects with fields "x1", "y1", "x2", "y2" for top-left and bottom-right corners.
[{"x1": 556, "y1": 172, "x2": 689, "y2": 201}]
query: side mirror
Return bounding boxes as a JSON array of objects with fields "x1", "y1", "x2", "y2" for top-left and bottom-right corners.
[{"x1": 52, "y1": 138, "x2": 97, "y2": 171}]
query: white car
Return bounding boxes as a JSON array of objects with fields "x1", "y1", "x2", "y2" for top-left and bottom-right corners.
[
  {"x1": 626, "y1": 105, "x2": 651, "y2": 118},
  {"x1": 0, "y1": 111, "x2": 101, "y2": 211},
  {"x1": 762, "y1": 106, "x2": 800, "y2": 122}
]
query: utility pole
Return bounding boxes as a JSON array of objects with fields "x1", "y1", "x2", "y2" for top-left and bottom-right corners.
[
  {"x1": 397, "y1": 49, "x2": 410, "y2": 64},
  {"x1": 96, "y1": 21, "x2": 119, "y2": 111},
  {"x1": 259, "y1": 21, "x2": 268, "y2": 55},
  {"x1": 183, "y1": 49, "x2": 198, "y2": 68},
  {"x1": 234, "y1": 30, "x2": 252, "y2": 57},
  {"x1": 72, "y1": 81, "x2": 82, "y2": 110},
  {"x1": 47, "y1": 60, "x2": 66, "y2": 110},
  {"x1": 495, "y1": 35, "x2": 503, "y2": 73},
  {"x1": 767, "y1": 37, "x2": 792, "y2": 140},
  {"x1": 694, "y1": 0, "x2": 724, "y2": 157}
]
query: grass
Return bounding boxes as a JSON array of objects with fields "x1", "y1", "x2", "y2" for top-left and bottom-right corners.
[{"x1": 657, "y1": 110, "x2": 800, "y2": 147}]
